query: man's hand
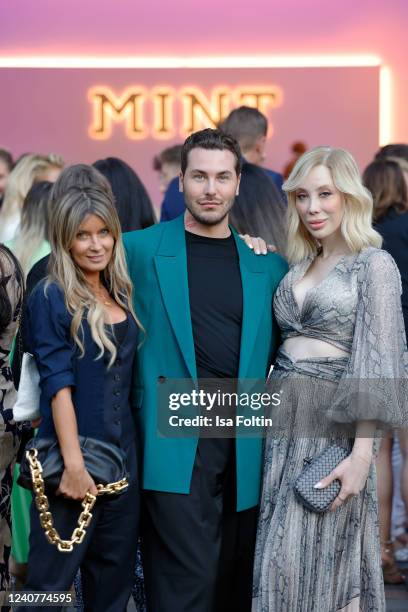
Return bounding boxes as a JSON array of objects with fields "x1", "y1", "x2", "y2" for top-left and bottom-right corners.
[{"x1": 238, "y1": 234, "x2": 277, "y2": 255}]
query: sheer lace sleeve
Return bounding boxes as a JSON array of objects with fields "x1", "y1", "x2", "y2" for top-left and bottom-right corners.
[{"x1": 328, "y1": 249, "x2": 408, "y2": 429}]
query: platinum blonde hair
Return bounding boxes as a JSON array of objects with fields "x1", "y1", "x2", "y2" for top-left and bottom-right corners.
[
  {"x1": 47, "y1": 185, "x2": 141, "y2": 367},
  {"x1": 283, "y1": 146, "x2": 382, "y2": 263},
  {"x1": 0, "y1": 153, "x2": 63, "y2": 229}
]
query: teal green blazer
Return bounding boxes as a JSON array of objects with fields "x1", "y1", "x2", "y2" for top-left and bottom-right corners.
[{"x1": 123, "y1": 215, "x2": 288, "y2": 511}]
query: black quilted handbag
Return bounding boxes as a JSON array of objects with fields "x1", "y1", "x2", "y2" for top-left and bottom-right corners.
[
  {"x1": 293, "y1": 445, "x2": 349, "y2": 513},
  {"x1": 18, "y1": 436, "x2": 129, "y2": 492}
]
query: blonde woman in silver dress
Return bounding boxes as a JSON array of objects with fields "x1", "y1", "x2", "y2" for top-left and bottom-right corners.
[{"x1": 253, "y1": 147, "x2": 408, "y2": 611}]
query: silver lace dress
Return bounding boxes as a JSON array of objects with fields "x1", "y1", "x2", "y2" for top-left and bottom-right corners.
[{"x1": 253, "y1": 248, "x2": 408, "y2": 612}]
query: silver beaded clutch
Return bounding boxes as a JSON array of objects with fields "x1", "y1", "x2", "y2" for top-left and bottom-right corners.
[{"x1": 293, "y1": 445, "x2": 349, "y2": 513}]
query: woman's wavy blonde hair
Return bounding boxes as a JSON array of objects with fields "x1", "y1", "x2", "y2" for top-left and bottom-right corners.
[
  {"x1": 47, "y1": 185, "x2": 141, "y2": 367},
  {"x1": 283, "y1": 146, "x2": 382, "y2": 263},
  {"x1": 0, "y1": 153, "x2": 64, "y2": 229}
]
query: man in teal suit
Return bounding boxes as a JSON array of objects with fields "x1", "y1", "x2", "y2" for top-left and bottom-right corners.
[{"x1": 123, "y1": 129, "x2": 288, "y2": 611}]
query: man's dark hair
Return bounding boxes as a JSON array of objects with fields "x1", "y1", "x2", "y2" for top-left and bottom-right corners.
[
  {"x1": 375, "y1": 143, "x2": 408, "y2": 163},
  {"x1": 0, "y1": 148, "x2": 14, "y2": 171},
  {"x1": 181, "y1": 128, "x2": 242, "y2": 176},
  {"x1": 153, "y1": 144, "x2": 183, "y2": 171},
  {"x1": 219, "y1": 107, "x2": 267, "y2": 152}
]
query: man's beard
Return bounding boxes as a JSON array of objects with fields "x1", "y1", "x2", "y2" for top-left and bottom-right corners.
[{"x1": 185, "y1": 199, "x2": 234, "y2": 226}]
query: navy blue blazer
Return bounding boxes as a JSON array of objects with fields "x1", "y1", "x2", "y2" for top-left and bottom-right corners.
[
  {"x1": 160, "y1": 177, "x2": 185, "y2": 222},
  {"x1": 263, "y1": 167, "x2": 284, "y2": 193},
  {"x1": 27, "y1": 281, "x2": 138, "y2": 442},
  {"x1": 375, "y1": 207, "x2": 408, "y2": 335}
]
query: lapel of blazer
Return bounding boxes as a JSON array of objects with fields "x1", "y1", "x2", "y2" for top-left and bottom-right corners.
[
  {"x1": 232, "y1": 228, "x2": 268, "y2": 380},
  {"x1": 154, "y1": 216, "x2": 197, "y2": 380}
]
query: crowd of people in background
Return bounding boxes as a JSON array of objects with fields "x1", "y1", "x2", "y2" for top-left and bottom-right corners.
[{"x1": 1, "y1": 109, "x2": 408, "y2": 612}]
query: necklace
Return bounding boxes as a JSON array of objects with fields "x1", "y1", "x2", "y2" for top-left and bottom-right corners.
[{"x1": 93, "y1": 286, "x2": 113, "y2": 307}]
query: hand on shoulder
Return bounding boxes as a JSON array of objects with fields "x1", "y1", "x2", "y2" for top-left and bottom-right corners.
[{"x1": 239, "y1": 233, "x2": 278, "y2": 255}]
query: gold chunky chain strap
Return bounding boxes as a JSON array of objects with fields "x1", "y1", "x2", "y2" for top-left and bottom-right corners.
[{"x1": 27, "y1": 447, "x2": 128, "y2": 553}]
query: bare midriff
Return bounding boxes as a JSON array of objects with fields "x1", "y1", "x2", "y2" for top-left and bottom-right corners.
[{"x1": 281, "y1": 336, "x2": 349, "y2": 362}]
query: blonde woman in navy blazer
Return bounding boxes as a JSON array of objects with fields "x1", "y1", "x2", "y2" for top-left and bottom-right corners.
[{"x1": 20, "y1": 184, "x2": 142, "y2": 612}]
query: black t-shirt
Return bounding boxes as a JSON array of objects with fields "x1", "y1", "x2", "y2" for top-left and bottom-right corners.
[{"x1": 185, "y1": 231, "x2": 243, "y2": 379}]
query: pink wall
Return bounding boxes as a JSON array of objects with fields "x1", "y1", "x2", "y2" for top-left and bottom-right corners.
[
  {"x1": 0, "y1": 0, "x2": 407, "y2": 204},
  {"x1": 1, "y1": 1, "x2": 406, "y2": 133},
  {"x1": 0, "y1": 66, "x2": 379, "y2": 205}
]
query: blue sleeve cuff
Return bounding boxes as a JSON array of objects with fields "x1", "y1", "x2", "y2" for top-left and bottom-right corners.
[{"x1": 42, "y1": 372, "x2": 76, "y2": 402}]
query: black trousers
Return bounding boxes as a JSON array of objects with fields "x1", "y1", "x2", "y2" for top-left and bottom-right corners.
[
  {"x1": 142, "y1": 438, "x2": 258, "y2": 612},
  {"x1": 17, "y1": 441, "x2": 139, "y2": 612}
]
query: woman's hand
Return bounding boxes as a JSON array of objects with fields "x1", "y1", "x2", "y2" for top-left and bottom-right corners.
[
  {"x1": 314, "y1": 453, "x2": 372, "y2": 511},
  {"x1": 238, "y1": 234, "x2": 277, "y2": 255},
  {"x1": 51, "y1": 387, "x2": 97, "y2": 500},
  {"x1": 56, "y1": 465, "x2": 98, "y2": 500}
]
